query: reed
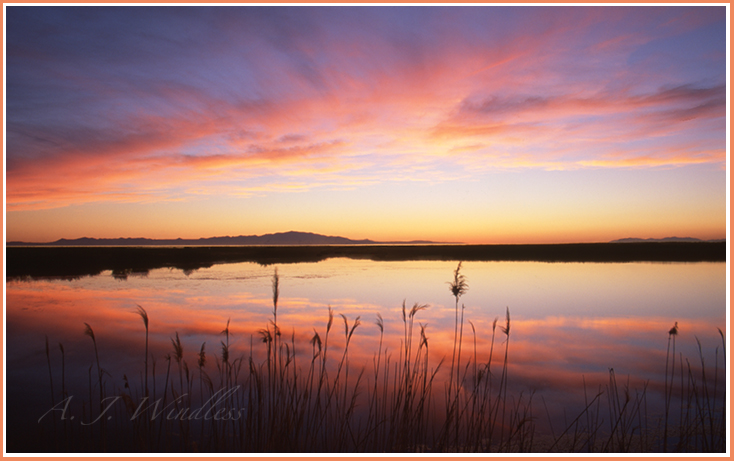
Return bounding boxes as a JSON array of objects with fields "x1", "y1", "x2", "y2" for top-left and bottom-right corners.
[
  {"x1": 44, "y1": 336, "x2": 57, "y2": 449},
  {"x1": 663, "y1": 321, "x2": 678, "y2": 452},
  {"x1": 134, "y1": 304, "x2": 150, "y2": 446},
  {"x1": 441, "y1": 262, "x2": 468, "y2": 450},
  {"x1": 83, "y1": 322, "x2": 107, "y2": 451},
  {"x1": 32, "y1": 265, "x2": 726, "y2": 454}
]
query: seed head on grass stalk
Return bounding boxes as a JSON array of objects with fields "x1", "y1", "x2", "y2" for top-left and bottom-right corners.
[
  {"x1": 222, "y1": 318, "x2": 231, "y2": 345},
  {"x1": 84, "y1": 322, "x2": 105, "y2": 450},
  {"x1": 448, "y1": 262, "x2": 469, "y2": 300},
  {"x1": 340, "y1": 313, "x2": 361, "y2": 345},
  {"x1": 469, "y1": 320, "x2": 478, "y2": 388},
  {"x1": 83, "y1": 323, "x2": 102, "y2": 379},
  {"x1": 664, "y1": 321, "x2": 678, "y2": 452},
  {"x1": 311, "y1": 330, "x2": 322, "y2": 359},
  {"x1": 135, "y1": 305, "x2": 149, "y2": 403},
  {"x1": 443, "y1": 262, "x2": 468, "y2": 450},
  {"x1": 59, "y1": 342, "x2": 66, "y2": 403},
  {"x1": 171, "y1": 331, "x2": 185, "y2": 404},
  {"x1": 198, "y1": 342, "x2": 206, "y2": 369},
  {"x1": 220, "y1": 340, "x2": 230, "y2": 364},
  {"x1": 447, "y1": 263, "x2": 468, "y2": 424},
  {"x1": 495, "y1": 307, "x2": 511, "y2": 449},
  {"x1": 316, "y1": 307, "x2": 335, "y2": 396},
  {"x1": 272, "y1": 268, "x2": 280, "y2": 316},
  {"x1": 371, "y1": 313, "x2": 385, "y2": 424},
  {"x1": 136, "y1": 304, "x2": 149, "y2": 330},
  {"x1": 45, "y1": 336, "x2": 53, "y2": 390},
  {"x1": 272, "y1": 268, "x2": 280, "y2": 381},
  {"x1": 375, "y1": 313, "x2": 384, "y2": 334},
  {"x1": 410, "y1": 303, "x2": 428, "y2": 319},
  {"x1": 258, "y1": 328, "x2": 272, "y2": 383},
  {"x1": 45, "y1": 335, "x2": 56, "y2": 442},
  {"x1": 134, "y1": 304, "x2": 151, "y2": 443},
  {"x1": 84, "y1": 322, "x2": 95, "y2": 342},
  {"x1": 197, "y1": 341, "x2": 208, "y2": 429},
  {"x1": 171, "y1": 332, "x2": 183, "y2": 364},
  {"x1": 419, "y1": 323, "x2": 429, "y2": 349},
  {"x1": 258, "y1": 328, "x2": 273, "y2": 344},
  {"x1": 338, "y1": 315, "x2": 362, "y2": 400},
  {"x1": 501, "y1": 307, "x2": 511, "y2": 337},
  {"x1": 221, "y1": 319, "x2": 232, "y2": 385}
]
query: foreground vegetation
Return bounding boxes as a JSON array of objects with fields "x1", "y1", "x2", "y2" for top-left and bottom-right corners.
[{"x1": 31, "y1": 264, "x2": 726, "y2": 453}]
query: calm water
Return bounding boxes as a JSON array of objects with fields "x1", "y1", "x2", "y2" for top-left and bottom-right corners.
[{"x1": 5, "y1": 259, "x2": 727, "y2": 452}]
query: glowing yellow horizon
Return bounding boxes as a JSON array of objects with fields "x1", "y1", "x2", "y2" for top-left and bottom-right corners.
[{"x1": 5, "y1": 6, "x2": 727, "y2": 244}]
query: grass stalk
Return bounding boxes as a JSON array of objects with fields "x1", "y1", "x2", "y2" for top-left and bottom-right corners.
[{"x1": 29, "y1": 265, "x2": 727, "y2": 454}]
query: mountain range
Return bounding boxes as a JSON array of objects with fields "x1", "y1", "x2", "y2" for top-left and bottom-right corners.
[
  {"x1": 6, "y1": 231, "x2": 439, "y2": 246},
  {"x1": 6, "y1": 232, "x2": 724, "y2": 246},
  {"x1": 610, "y1": 237, "x2": 726, "y2": 243}
]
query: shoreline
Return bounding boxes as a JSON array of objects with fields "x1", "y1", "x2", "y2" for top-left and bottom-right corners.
[{"x1": 5, "y1": 241, "x2": 726, "y2": 279}]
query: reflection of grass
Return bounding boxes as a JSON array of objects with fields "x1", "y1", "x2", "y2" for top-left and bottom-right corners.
[{"x1": 37, "y1": 265, "x2": 726, "y2": 453}]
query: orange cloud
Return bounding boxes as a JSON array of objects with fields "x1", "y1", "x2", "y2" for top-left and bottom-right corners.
[{"x1": 5, "y1": 5, "x2": 726, "y2": 249}]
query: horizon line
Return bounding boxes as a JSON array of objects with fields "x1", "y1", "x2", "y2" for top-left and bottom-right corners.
[{"x1": 5, "y1": 231, "x2": 727, "y2": 247}]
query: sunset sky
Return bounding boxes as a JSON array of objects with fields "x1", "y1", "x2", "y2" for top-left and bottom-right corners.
[{"x1": 4, "y1": 5, "x2": 728, "y2": 244}]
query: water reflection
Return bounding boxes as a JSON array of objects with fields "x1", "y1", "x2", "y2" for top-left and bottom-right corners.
[{"x1": 5, "y1": 259, "x2": 726, "y2": 452}]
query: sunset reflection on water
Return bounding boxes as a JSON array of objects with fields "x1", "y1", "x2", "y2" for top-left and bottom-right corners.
[{"x1": 5, "y1": 259, "x2": 726, "y2": 450}]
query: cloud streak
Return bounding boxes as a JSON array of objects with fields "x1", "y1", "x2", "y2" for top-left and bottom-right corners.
[{"x1": 5, "y1": 6, "x2": 727, "y2": 223}]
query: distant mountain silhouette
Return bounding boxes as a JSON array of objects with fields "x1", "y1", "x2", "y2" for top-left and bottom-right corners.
[
  {"x1": 6, "y1": 231, "x2": 441, "y2": 246},
  {"x1": 610, "y1": 237, "x2": 725, "y2": 243}
]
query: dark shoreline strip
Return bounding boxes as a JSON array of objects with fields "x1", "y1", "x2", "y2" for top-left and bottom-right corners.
[{"x1": 5, "y1": 242, "x2": 726, "y2": 280}]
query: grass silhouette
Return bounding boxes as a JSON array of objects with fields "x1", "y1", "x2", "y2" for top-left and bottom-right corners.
[{"x1": 29, "y1": 264, "x2": 727, "y2": 453}]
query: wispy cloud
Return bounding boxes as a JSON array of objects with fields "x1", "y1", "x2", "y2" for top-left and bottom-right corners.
[{"x1": 5, "y1": 6, "x2": 726, "y2": 213}]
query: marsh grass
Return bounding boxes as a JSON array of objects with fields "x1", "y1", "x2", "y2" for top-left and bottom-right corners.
[{"x1": 35, "y1": 265, "x2": 726, "y2": 453}]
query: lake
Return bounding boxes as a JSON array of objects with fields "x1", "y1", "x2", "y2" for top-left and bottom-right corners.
[{"x1": 5, "y1": 258, "x2": 727, "y2": 452}]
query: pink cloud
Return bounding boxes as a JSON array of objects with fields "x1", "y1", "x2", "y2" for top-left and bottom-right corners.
[{"x1": 6, "y1": 7, "x2": 725, "y2": 212}]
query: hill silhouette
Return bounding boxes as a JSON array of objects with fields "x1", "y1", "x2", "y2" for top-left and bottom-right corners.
[
  {"x1": 610, "y1": 237, "x2": 726, "y2": 243},
  {"x1": 7, "y1": 231, "x2": 439, "y2": 246}
]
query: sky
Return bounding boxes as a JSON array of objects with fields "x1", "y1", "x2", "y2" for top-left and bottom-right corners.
[{"x1": 4, "y1": 5, "x2": 728, "y2": 244}]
